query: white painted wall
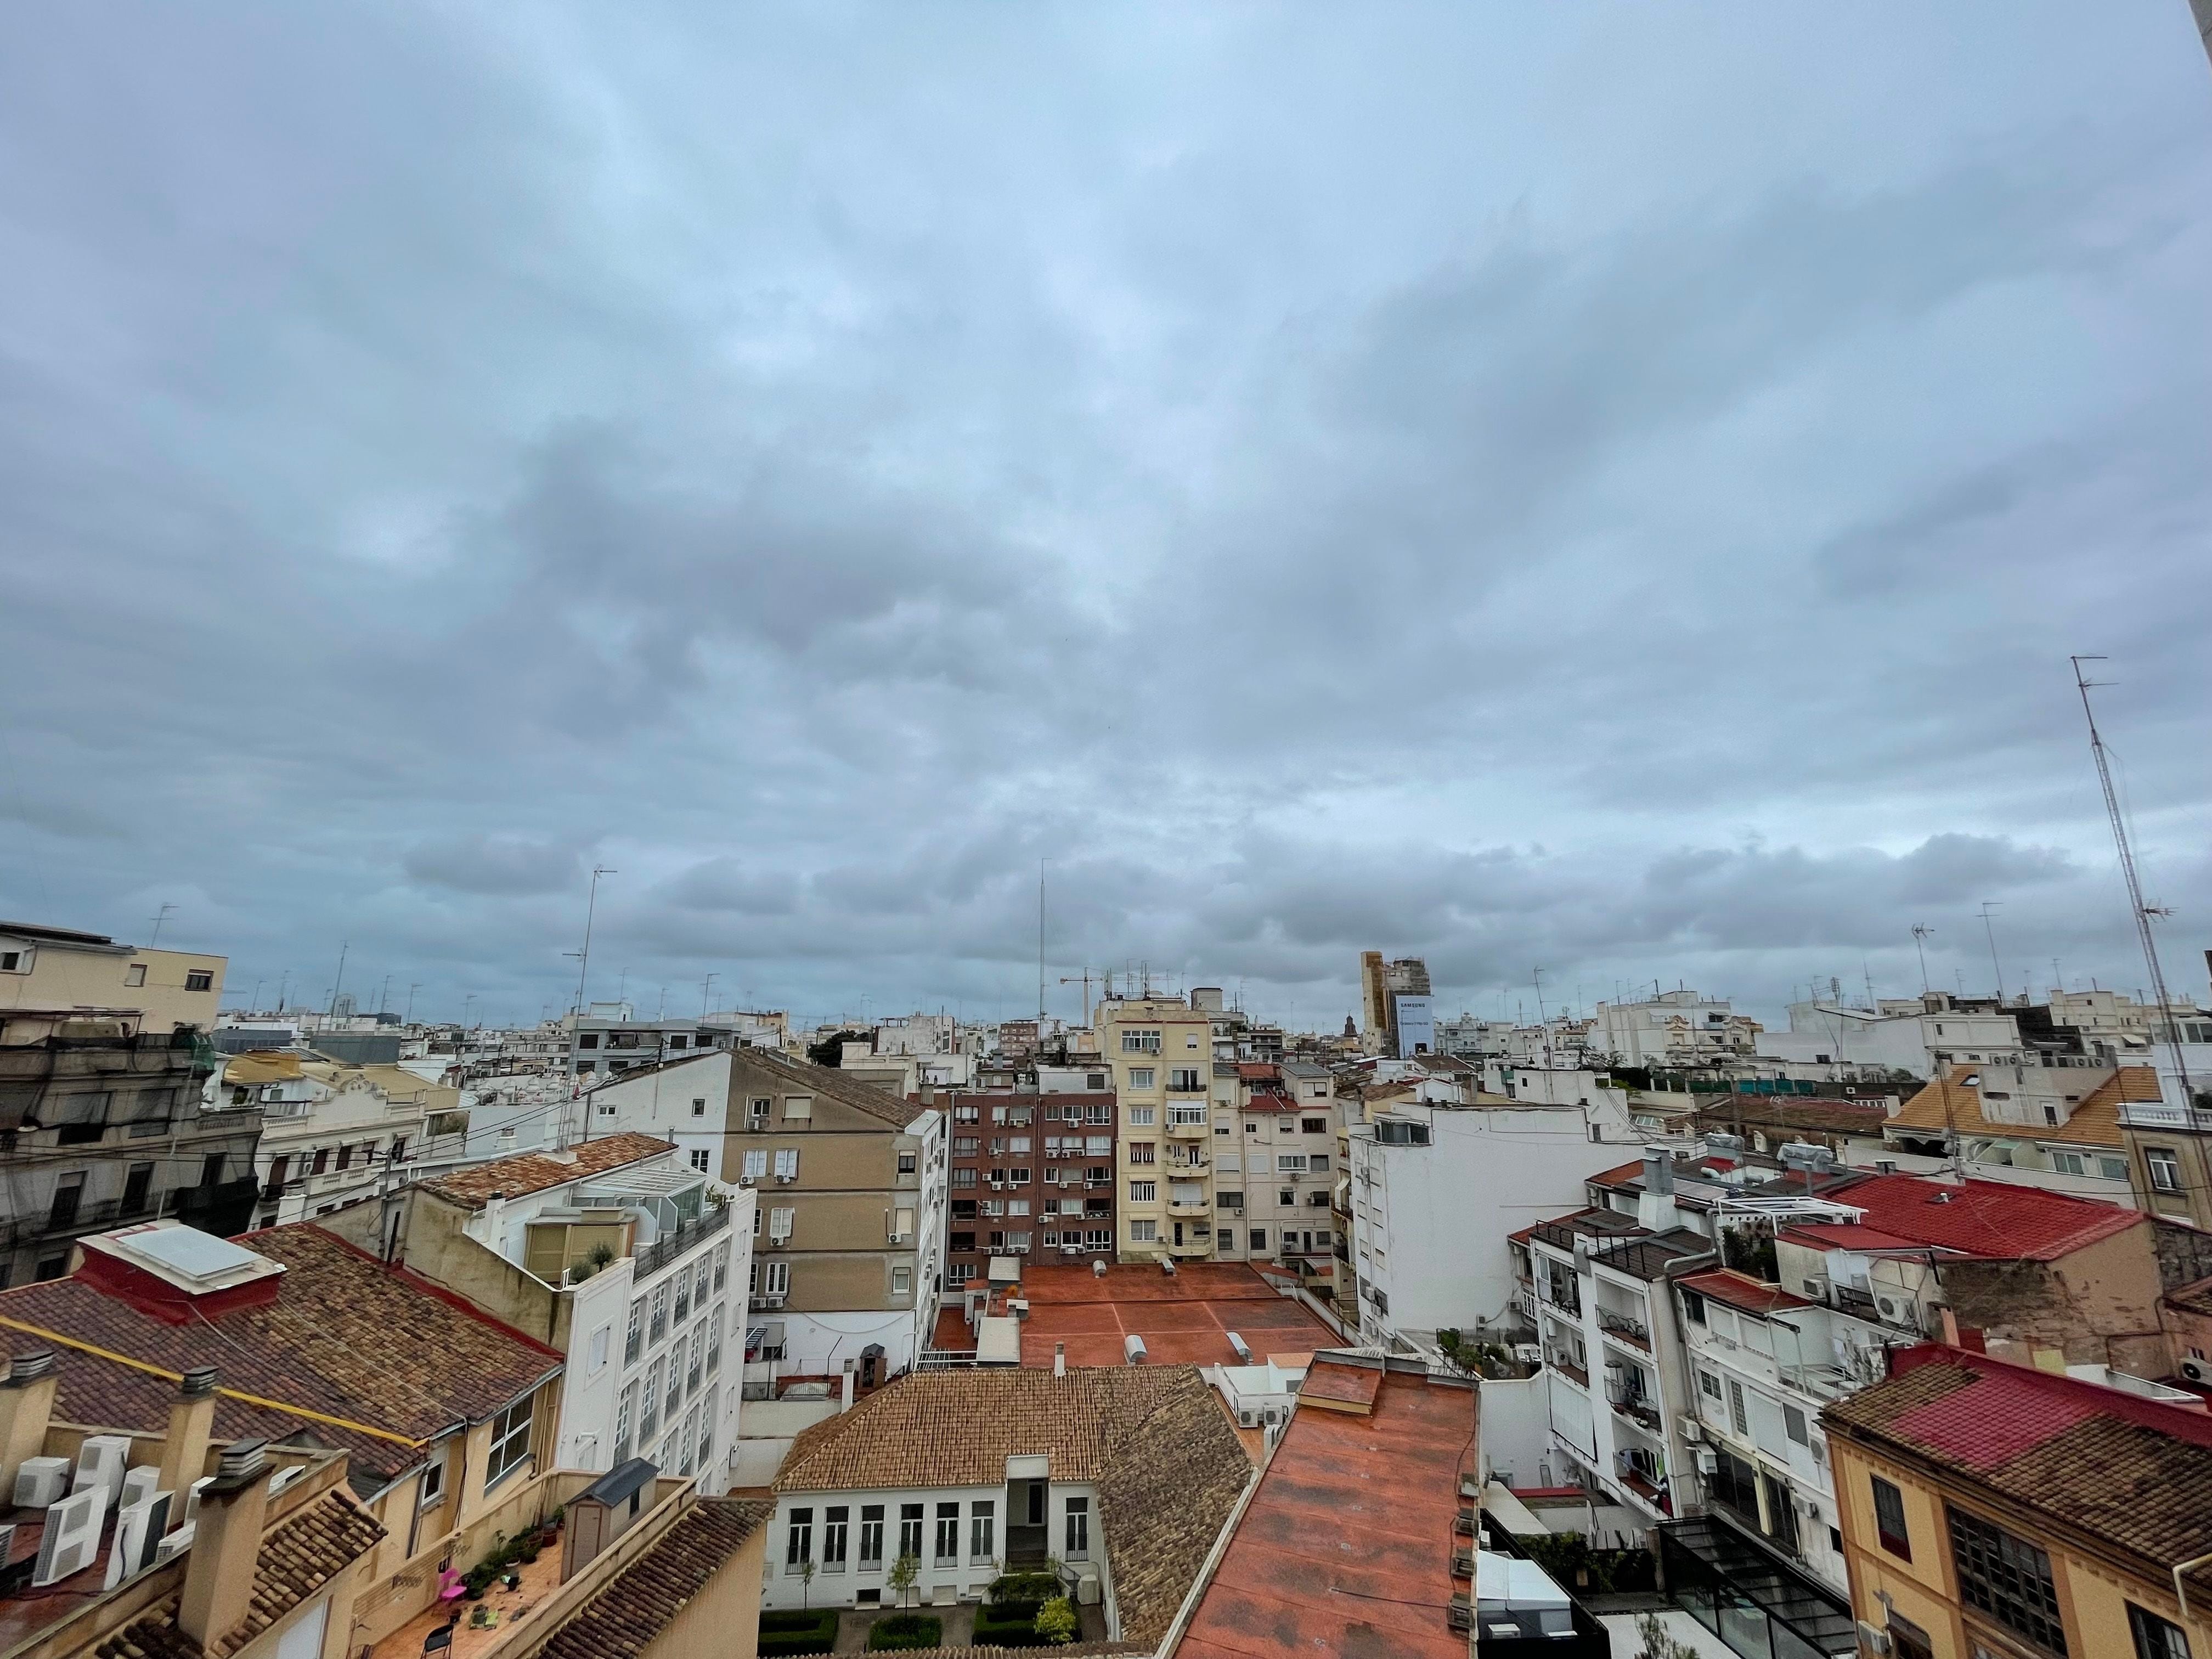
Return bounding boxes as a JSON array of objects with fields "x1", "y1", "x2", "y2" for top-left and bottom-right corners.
[{"x1": 763, "y1": 1480, "x2": 1102, "y2": 1610}]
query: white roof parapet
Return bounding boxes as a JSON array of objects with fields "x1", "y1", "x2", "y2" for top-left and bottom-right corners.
[{"x1": 1711, "y1": 1197, "x2": 1867, "y2": 1223}]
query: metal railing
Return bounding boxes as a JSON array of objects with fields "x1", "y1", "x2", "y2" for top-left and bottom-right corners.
[
  {"x1": 631, "y1": 1202, "x2": 731, "y2": 1281},
  {"x1": 1596, "y1": 1306, "x2": 1651, "y2": 1347}
]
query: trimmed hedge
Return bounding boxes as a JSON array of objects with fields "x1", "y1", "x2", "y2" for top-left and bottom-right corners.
[
  {"x1": 988, "y1": 1572, "x2": 1060, "y2": 1605},
  {"x1": 757, "y1": 1609, "x2": 838, "y2": 1656},
  {"x1": 972, "y1": 1606, "x2": 1049, "y2": 1647},
  {"x1": 866, "y1": 1613, "x2": 945, "y2": 1651}
]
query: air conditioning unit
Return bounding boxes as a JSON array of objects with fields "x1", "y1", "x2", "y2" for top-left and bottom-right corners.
[
  {"x1": 153, "y1": 1523, "x2": 195, "y2": 1566},
  {"x1": 33, "y1": 1489, "x2": 101, "y2": 1585},
  {"x1": 774, "y1": 1173, "x2": 795, "y2": 1184},
  {"x1": 73, "y1": 1436, "x2": 130, "y2": 1509},
  {"x1": 1696, "y1": 1450, "x2": 1718, "y2": 1475},
  {"x1": 1856, "y1": 1622, "x2": 1893, "y2": 1656},
  {"x1": 120, "y1": 1466, "x2": 161, "y2": 1510},
  {"x1": 757, "y1": 1294, "x2": 785, "y2": 1310},
  {"x1": 738, "y1": 1174, "x2": 756, "y2": 1186},
  {"x1": 1878, "y1": 1298, "x2": 1903, "y2": 1321},
  {"x1": 1678, "y1": 1420, "x2": 1702, "y2": 1444},
  {"x1": 183, "y1": 1476, "x2": 216, "y2": 1522},
  {"x1": 1061, "y1": 1243, "x2": 1081, "y2": 1255},
  {"x1": 1237, "y1": 1407, "x2": 1259, "y2": 1427},
  {"x1": 2183, "y1": 1357, "x2": 2212, "y2": 1386},
  {"x1": 268, "y1": 1463, "x2": 307, "y2": 1496},
  {"x1": 1803, "y1": 1279, "x2": 1828, "y2": 1301},
  {"x1": 15, "y1": 1457, "x2": 70, "y2": 1508}
]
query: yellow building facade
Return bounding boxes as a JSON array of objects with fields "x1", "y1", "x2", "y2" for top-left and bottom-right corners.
[{"x1": 1095, "y1": 995, "x2": 1216, "y2": 1262}]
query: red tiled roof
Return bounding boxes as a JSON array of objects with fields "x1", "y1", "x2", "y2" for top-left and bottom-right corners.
[
  {"x1": 1680, "y1": 1269, "x2": 1813, "y2": 1316},
  {"x1": 0, "y1": 1225, "x2": 561, "y2": 1491},
  {"x1": 1234, "y1": 1063, "x2": 1282, "y2": 1081},
  {"x1": 1180, "y1": 1362, "x2": 1475, "y2": 1659},
  {"x1": 1825, "y1": 1346, "x2": 2212, "y2": 1593},
  {"x1": 419, "y1": 1132, "x2": 675, "y2": 1209},
  {"x1": 1827, "y1": 1172, "x2": 2145, "y2": 1261},
  {"x1": 1781, "y1": 1221, "x2": 1939, "y2": 1253},
  {"x1": 1584, "y1": 1158, "x2": 1648, "y2": 1187}
]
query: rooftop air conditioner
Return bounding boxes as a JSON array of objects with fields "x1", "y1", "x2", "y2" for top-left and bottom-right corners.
[
  {"x1": 2183, "y1": 1357, "x2": 2212, "y2": 1386},
  {"x1": 1856, "y1": 1623, "x2": 1893, "y2": 1656},
  {"x1": 15, "y1": 1457, "x2": 70, "y2": 1509},
  {"x1": 1679, "y1": 1420, "x2": 1702, "y2": 1443},
  {"x1": 1237, "y1": 1407, "x2": 1259, "y2": 1427},
  {"x1": 73, "y1": 1436, "x2": 129, "y2": 1510},
  {"x1": 268, "y1": 1464, "x2": 307, "y2": 1496},
  {"x1": 33, "y1": 1489, "x2": 101, "y2": 1585},
  {"x1": 153, "y1": 1524, "x2": 195, "y2": 1566},
  {"x1": 120, "y1": 1466, "x2": 161, "y2": 1510}
]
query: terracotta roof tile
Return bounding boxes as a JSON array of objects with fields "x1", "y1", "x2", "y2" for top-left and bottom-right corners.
[
  {"x1": 535, "y1": 1499, "x2": 770, "y2": 1659},
  {"x1": 1679, "y1": 1270, "x2": 1813, "y2": 1316},
  {"x1": 1825, "y1": 1171, "x2": 2143, "y2": 1261},
  {"x1": 734, "y1": 1048, "x2": 931, "y2": 1128},
  {"x1": 1825, "y1": 1349, "x2": 2212, "y2": 1590},
  {"x1": 0, "y1": 1226, "x2": 560, "y2": 1491},
  {"x1": 419, "y1": 1133, "x2": 676, "y2": 1209},
  {"x1": 774, "y1": 1367, "x2": 1251, "y2": 1648},
  {"x1": 95, "y1": 1490, "x2": 385, "y2": 1659}
]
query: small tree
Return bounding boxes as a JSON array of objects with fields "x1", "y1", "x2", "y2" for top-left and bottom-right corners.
[
  {"x1": 1035, "y1": 1597, "x2": 1079, "y2": 1645},
  {"x1": 1635, "y1": 1612, "x2": 1698, "y2": 1659},
  {"x1": 886, "y1": 1550, "x2": 921, "y2": 1609},
  {"x1": 797, "y1": 1558, "x2": 815, "y2": 1609}
]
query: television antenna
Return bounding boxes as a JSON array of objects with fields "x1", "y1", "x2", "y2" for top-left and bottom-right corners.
[{"x1": 2073, "y1": 657, "x2": 2192, "y2": 1103}]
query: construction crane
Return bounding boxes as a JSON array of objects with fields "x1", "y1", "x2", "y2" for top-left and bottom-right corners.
[
  {"x1": 1059, "y1": 969, "x2": 1100, "y2": 1028},
  {"x1": 2072, "y1": 657, "x2": 2194, "y2": 1103}
]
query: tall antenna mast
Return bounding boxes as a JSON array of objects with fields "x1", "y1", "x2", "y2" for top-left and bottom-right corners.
[
  {"x1": 1038, "y1": 860, "x2": 1047, "y2": 1022},
  {"x1": 569, "y1": 865, "x2": 616, "y2": 1016},
  {"x1": 1911, "y1": 926, "x2": 1933, "y2": 994},
  {"x1": 1976, "y1": 902, "x2": 2005, "y2": 1003},
  {"x1": 2073, "y1": 656, "x2": 2193, "y2": 1102}
]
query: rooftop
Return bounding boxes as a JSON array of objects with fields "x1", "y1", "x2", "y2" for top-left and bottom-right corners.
[
  {"x1": 1888, "y1": 1065, "x2": 2162, "y2": 1151},
  {"x1": 1179, "y1": 1356, "x2": 1476, "y2": 1659},
  {"x1": 1003, "y1": 1261, "x2": 1338, "y2": 1370},
  {"x1": 419, "y1": 1132, "x2": 676, "y2": 1209},
  {"x1": 91, "y1": 1489, "x2": 386, "y2": 1659},
  {"x1": 737, "y1": 1046, "x2": 934, "y2": 1128},
  {"x1": 0, "y1": 1223, "x2": 561, "y2": 1493},
  {"x1": 1823, "y1": 1170, "x2": 2144, "y2": 1261},
  {"x1": 775, "y1": 1367, "x2": 1252, "y2": 1650},
  {"x1": 533, "y1": 1498, "x2": 771, "y2": 1659},
  {"x1": 1825, "y1": 1345, "x2": 2212, "y2": 1594},
  {"x1": 1692, "y1": 1097, "x2": 1894, "y2": 1137},
  {"x1": 1680, "y1": 1268, "x2": 1815, "y2": 1317}
]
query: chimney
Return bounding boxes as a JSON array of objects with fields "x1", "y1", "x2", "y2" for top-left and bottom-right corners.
[
  {"x1": 839, "y1": 1363, "x2": 856, "y2": 1414},
  {"x1": 1635, "y1": 1147, "x2": 1679, "y2": 1234},
  {"x1": 179, "y1": 1440, "x2": 270, "y2": 1652},
  {"x1": 159, "y1": 1367, "x2": 220, "y2": 1497},
  {"x1": 1053, "y1": 1342, "x2": 1066, "y2": 1380},
  {"x1": 0, "y1": 1350, "x2": 59, "y2": 1498}
]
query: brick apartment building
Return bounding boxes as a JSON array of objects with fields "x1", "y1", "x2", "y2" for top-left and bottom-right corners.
[{"x1": 939, "y1": 1090, "x2": 1116, "y2": 1289}]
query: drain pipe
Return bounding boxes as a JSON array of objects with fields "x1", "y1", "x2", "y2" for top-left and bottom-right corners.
[{"x1": 2173, "y1": 1548, "x2": 2212, "y2": 1636}]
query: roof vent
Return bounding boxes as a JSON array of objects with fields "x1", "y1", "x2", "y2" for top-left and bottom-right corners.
[
  {"x1": 216, "y1": 1440, "x2": 268, "y2": 1482},
  {"x1": 7, "y1": 1349, "x2": 56, "y2": 1384},
  {"x1": 180, "y1": 1365, "x2": 219, "y2": 1398}
]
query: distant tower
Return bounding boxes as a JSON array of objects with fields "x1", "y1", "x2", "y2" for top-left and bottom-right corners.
[{"x1": 1343, "y1": 1014, "x2": 1358, "y2": 1039}]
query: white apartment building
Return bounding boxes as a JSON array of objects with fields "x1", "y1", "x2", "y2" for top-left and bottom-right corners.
[
  {"x1": 576, "y1": 1048, "x2": 732, "y2": 1176},
  {"x1": 1340, "y1": 1087, "x2": 1642, "y2": 1348},
  {"x1": 215, "y1": 1050, "x2": 444, "y2": 1227},
  {"x1": 1758, "y1": 997, "x2": 2025, "y2": 1077},
  {"x1": 1517, "y1": 1183, "x2": 1712, "y2": 1530},
  {"x1": 1589, "y1": 991, "x2": 1759, "y2": 1068},
  {"x1": 329, "y1": 1132, "x2": 753, "y2": 1494}
]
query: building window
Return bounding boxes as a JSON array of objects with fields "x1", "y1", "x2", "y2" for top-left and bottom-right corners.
[
  {"x1": 640, "y1": 1361, "x2": 661, "y2": 1437},
  {"x1": 934, "y1": 1503, "x2": 960, "y2": 1566},
  {"x1": 650, "y1": 1284, "x2": 669, "y2": 1341},
  {"x1": 1784, "y1": 1404, "x2": 1809, "y2": 1446},
  {"x1": 613, "y1": 1383, "x2": 636, "y2": 1463},
  {"x1": 1064, "y1": 1496, "x2": 1090, "y2": 1560},
  {"x1": 1728, "y1": 1379, "x2": 1748, "y2": 1437},
  {"x1": 899, "y1": 1504, "x2": 923, "y2": 1562},
  {"x1": 1169, "y1": 1068, "x2": 1203, "y2": 1091},
  {"x1": 689, "y1": 1148, "x2": 710, "y2": 1172},
  {"x1": 48, "y1": 1173, "x2": 84, "y2": 1229},
  {"x1": 1130, "y1": 1181, "x2": 1156, "y2": 1203},
  {"x1": 859, "y1": 1505, "x2": 885, "y2": 1568},
  {"x1": 2147, "y1": 1148, "x2": 2183, "y2": 1193},
  {"x1": 420, "y1": 1449, "x2": 446, "y2": 1509},
  {"x1": 786, "y1": 1508, "x2": 813, "y2": 1567},
  {"x1": 1128, "y1": 1142, "x2": 1156, "y2": 1165},
  {"x1": 714, "y1": 1246, "x2": 728, "y2": 1291},
  {"x1": 1302, "y1": 1116, "x2": 1327, "y2": 1134},
  {"x1": 1121, "y1": 1030, "x2": 1161, "y2": 1054},
  {"x1": 707, "y1": 1305, "x2": 725, "y2": 1373},
  {"x1": 484, "y1": 1396, "x2": 534, "y2": 1490},
  {"x1": 1250, "y1": 1228, "x2": 1267, "y2": 1250},
  {"x1": 2099, "y1": 1155, "x2": 2131, "y2": 1182},
  {"x1": 1699, "y1": 1370, "x2": 1722, "y2": 1403},
  {"x1": 970, "y1": 1500, "x2": 995, "y2": 1562},
  {"x1": 891, "y1": 1265, "x2": 911, "y2": 1297},
  {"x1": 2128, "y1": 1603, "x2": 2191, "y2": 1659},
  {"x1": 764, "y1": 1260, "x2": 789, "y2": 1296},
  {"x1": 822, "y1": 1506, "x2": 849, "y2": 1572},
  {"x1": 121, "y1": 1161, "x2": 155, "y2": 1216},
  {"x1": 1949, "y1": 1505, "x2": 2063, "y2": 1654},
  {"x1": 1681, "y1": 1289, "x2": 1707, "y2": 1325},
  {"x1": 1130, "y1": 1220, "x2": 1158, "y2": 1243},
  {"x1": 185, "y1": 969, "x2": 214, "y2": 991},
  {"x1": 125, "y1": 963, "x2": 148, "y2": 987}
]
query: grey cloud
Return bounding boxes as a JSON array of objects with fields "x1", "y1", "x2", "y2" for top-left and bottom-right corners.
[{"x1": 404, "y1": 834, "x2": 584, "y2": 896}]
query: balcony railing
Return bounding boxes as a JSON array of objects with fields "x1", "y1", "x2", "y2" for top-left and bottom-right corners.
[
  {"x1": 1513, "y1": 1286, "x2": 1538, "y2": 1322},
  {"x1": 1831, "y1": 1283, "x2": 1879, "y2": 1322},
  {"x1": 1596, "y1": 1306, "x2": 1651, "y2": 1349},
  {"x1": 1548, "y1": 1356, "x2": 1589, "y2": 1391},
  {"x1": 1606, "y1": 1388, "x2": 1663, "y2": 1434},
  {"x1": 2121, "y1": 1101, "x2": 2212, "y2": 1131},
  {"x1": 631, "y1": 1202, "x2": 731, "y2": 1282}
]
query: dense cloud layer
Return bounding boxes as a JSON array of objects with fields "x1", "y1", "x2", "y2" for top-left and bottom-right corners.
[{"x1": 2, "y1": 4, "x2": 2209, "y2": 1029}]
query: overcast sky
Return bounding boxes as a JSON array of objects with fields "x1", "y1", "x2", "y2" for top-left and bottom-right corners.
[{"x1": 3, "y1": 4, "x2": 2210, "y2": 1032}]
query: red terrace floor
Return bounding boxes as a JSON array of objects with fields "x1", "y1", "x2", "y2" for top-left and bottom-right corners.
[
  {"x1": 932, "y1": 1262, "x2": 1340, "y2": 1370},
  {"x1": 1180, "y1": 1361, "x2": 1478, "y2": 1659}
]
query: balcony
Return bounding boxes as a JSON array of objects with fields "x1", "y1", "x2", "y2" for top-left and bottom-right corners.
[
  {"x1": 1596, "y1": 1306, "x2": 1651, "y2": 1351},
  {"x1": 1513, "y1": 1286, "x2": 1538, "y2": 1323},
  {"x1": 1167, "y1": 1197, "x2": 1210, "y2": 1217},
  {"x1": 1618, "y1": 1468, "x2": 1672, "y2": 1517},
  {"x1": 1606, "y1": 1388, "x2": 1663, "y2": 1435},
  {"x1": 2122, "y1": 1101, "x2": 2212, "y2": 1131},
  {"x1": 1548, "y1": 1355, "x2": 1589, "y2": 1391},
  {"x1": 1165, "y1": 1119, "x2": 1208, "y2": 1141},
  {"x1": 1165, "y1": 1235, "x2": 1212, "y2": 1258}
]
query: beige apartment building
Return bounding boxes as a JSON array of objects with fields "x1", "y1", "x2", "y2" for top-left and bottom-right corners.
[
  {"x1": 1, "y1": 919, "x2": 226, "y2": 1031},
  {"x1": 1095, "y1": 994, "x2": 1216, "y2": 1261},
  {"x1": 723, "y1": 1047, "x2": 945, "y2": 1380}
]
